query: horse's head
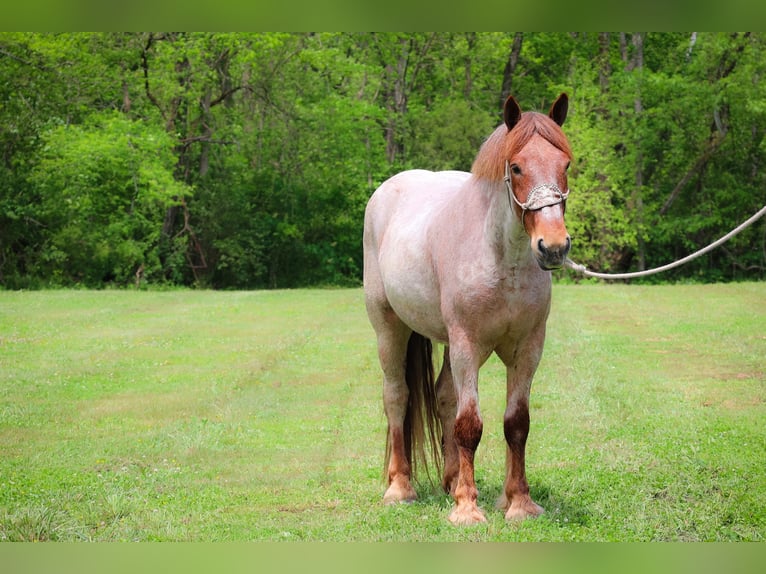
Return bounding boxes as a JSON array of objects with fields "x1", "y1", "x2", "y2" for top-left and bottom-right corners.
[{"x1": 502, "y1": 93, "x2": 572, "y2": 270}]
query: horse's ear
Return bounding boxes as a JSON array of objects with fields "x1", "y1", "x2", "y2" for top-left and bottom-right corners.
[
  {"x1": 549, "y1": 93, "x2": 568, "y2": 126},
  {"x1": 504, "y1": 95, "x2": 522, "y2": 131}
]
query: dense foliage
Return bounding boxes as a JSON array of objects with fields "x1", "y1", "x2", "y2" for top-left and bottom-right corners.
[{"x1": 1, "y1": 32, "x2": 765, "y2": 288}]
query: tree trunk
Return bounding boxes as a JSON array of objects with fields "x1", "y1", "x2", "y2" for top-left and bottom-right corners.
[
  {"x1": 500, "y1": 32, "x2": 523, "y2": 106},
  {"x1": 463, "y1": 32, "x2": 476, "y2": 100},
  {"x1": 379, "y1": 35, "x2": 410, "y2": 165},
  {"x1": 598, "y1": 32, "x2": 611, "y2": 91},
  {"x1": 626, "y1": 32, "x2": 646, "y2": 271},
  {"x1": 377, "y1": 34, "x2": 434, "y2": 165}
]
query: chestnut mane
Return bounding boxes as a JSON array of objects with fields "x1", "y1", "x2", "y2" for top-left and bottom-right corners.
[{"x1": 471, "y1": 112, "x2": 573, "y2": 181}]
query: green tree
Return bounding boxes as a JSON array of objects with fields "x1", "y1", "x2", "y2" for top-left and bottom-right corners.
[
  {"x1": 1, "y1": 33, "x2": 764, "y2": 288},
  {"x1": 0, "y1": 32, "x2": 125, "y2": 287},
  {"x1": 29, "y1": 112, "x2": 189, "y2": 286}
]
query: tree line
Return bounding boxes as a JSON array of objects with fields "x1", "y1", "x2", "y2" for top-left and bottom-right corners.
[{"x1": 1, "y1": 32, "x2": 764, "y2": 289}]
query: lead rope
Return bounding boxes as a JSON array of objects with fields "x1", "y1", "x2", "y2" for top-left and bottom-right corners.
[{"x1": 564, "y1": 204, "x2": 766, "y2": 280}]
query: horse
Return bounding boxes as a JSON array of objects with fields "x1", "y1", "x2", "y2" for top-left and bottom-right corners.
[{"x1": 363, "y1": 93, "x2": 573, "y2": 525}]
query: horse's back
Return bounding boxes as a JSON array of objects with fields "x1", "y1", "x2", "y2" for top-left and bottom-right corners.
[{"x1": 364, "y1": 169, "x2": 470, "y2": 248}]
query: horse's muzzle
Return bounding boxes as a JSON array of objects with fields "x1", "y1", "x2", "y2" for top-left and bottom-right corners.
[{"x1": 534, "y1": 236, "x2": 571, "y2": 270}]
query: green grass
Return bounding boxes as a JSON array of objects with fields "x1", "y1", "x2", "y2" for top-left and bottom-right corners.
[{"x1": 0, "y1": 285, "x2": 764, "y2": 541}]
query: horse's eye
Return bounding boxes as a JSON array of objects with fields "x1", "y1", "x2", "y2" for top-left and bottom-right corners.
[{"x1": 510, "y1": 164, "x2": 522, "y2": 176}]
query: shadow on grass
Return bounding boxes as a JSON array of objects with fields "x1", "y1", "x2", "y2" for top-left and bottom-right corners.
[
  {"x1": 407, "y1": 475, "x2": 591, "y2": 528},
  {"x1": 528, "y1": 482, "x2": 591, "y2": 527}
]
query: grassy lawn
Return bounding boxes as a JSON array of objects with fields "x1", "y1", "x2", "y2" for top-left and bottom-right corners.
[{"x1": 0, "y1": 284, "x2": 764, "y2": 541}]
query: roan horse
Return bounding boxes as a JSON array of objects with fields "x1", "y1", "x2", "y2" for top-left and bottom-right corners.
[{"x1": 363, "y1": 94, "x2": 573, "y2": 525}]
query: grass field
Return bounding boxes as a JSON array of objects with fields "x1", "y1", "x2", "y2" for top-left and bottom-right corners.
[{"x1": 0, "y1": 284, "x2": 764, "y2": 541}]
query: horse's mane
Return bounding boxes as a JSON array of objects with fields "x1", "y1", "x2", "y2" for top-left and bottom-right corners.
[{"x1": 471, "y1": 111, "x2": 573, "y2": 181}]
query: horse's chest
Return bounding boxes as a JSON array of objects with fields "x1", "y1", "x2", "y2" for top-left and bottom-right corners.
[{"x1": 449, "y1": 272, "x2": 550, "y2": 342}]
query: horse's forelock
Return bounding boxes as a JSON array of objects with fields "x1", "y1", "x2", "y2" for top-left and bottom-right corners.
[{"x1": 471, "y1": 112, "x2": 571, "y2": 181}]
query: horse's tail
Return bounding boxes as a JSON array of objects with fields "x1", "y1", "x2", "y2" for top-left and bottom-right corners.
[{"x1": 385, "y1": 332, "x2": 442, "y2": 484}]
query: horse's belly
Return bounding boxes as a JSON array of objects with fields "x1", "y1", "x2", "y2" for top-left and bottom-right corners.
[{"x1": 379, "y1": 251, "x2": 449, "y2": 342}]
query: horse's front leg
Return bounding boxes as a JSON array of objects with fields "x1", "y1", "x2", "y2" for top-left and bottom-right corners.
[
  {"x1": 447, "y1": 339, "x2": 488, "y2": 525},
  {"x1": 496, "y1": 334, "x2": 546, "y2": 520}
]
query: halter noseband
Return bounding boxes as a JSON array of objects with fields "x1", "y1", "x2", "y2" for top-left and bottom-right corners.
[{"x1": 504, "y1": 160, "x2": 570, "y2": 226}]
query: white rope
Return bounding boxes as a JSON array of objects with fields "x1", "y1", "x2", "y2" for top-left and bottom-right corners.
[{"x1": 564, "y1": 204, "x2": 766, "y2": 280}]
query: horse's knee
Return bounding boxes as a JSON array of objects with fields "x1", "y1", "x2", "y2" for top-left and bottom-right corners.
[
  {"x1": 454, "y1": 399, "x2": 483, "y2": 452},
  {"x1": 503, "y1": 400, "x2": 530, "y2": 448}
]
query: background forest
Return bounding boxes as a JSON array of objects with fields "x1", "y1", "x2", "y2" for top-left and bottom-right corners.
[{"x1": 1, "y1": 32, "x2": 765, "y2": 289}]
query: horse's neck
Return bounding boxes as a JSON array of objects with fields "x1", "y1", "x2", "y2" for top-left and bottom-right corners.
[{"x1": 478, "y1": 179, "x2": 533, "y2": 267}]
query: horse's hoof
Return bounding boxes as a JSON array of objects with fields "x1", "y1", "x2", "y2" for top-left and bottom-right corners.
[
  {"x1": 504, "y1": 498, "x2": 544, "y2": 521},
  {"x1": 383, "y1": 478, "x2": 417, "y2": 504},
  {"x1": 448, "y1": 504, "x2": 487, "y2": 526}
]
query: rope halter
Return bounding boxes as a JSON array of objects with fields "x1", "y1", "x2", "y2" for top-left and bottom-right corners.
[{"x1": 504, "y1": 159, "x2": 570, "y2": 227}]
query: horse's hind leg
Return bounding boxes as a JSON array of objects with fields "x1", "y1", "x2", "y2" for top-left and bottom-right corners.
[
  {"x1": 369, "y1": 304, "x2": 417, "y2": 503},
  {"x1": 382, "y1": 326, "x2": 418, "y2": 503},
  {"x1": 436, "y1": 347, "x2": 458, "y2": 495}
]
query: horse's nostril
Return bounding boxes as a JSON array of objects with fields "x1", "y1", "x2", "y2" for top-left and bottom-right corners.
[
  {"x1": 537, "y1": 238, "x2": 547, "y2": 254},
  {"x1": 565, "y1": 236, "x2": 572, "y2": 252}
]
